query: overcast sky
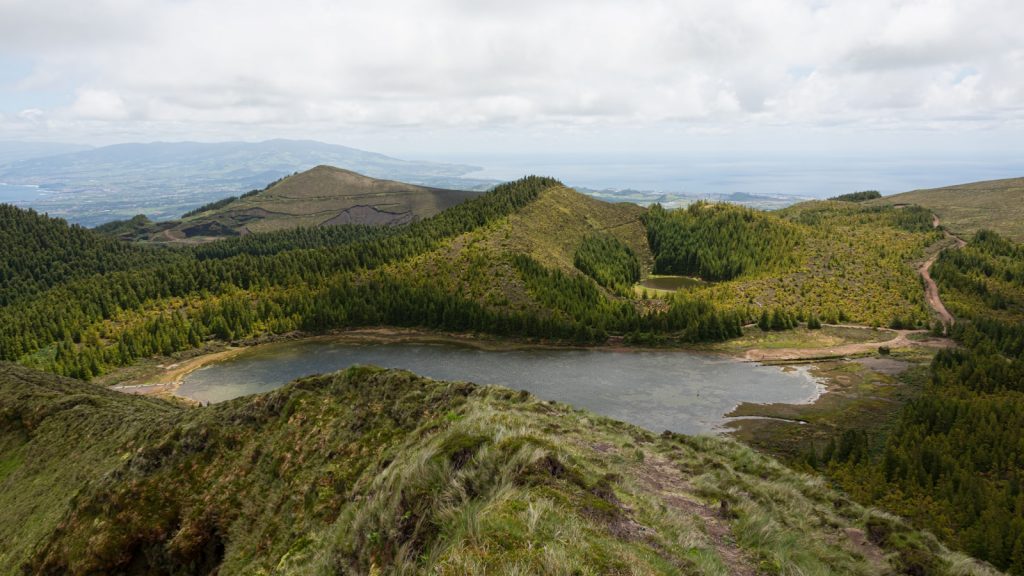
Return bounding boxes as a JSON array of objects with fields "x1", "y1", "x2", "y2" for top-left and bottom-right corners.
[{"x1": 2, "y1": 0, "x2": 1023, "y2": 158}]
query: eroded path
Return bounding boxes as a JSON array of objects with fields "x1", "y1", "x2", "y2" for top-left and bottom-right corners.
[
  {"x1": 918, "y1": 215, "x2": 966, "y2": 330},
  {"x1": 742, "y1": 328, "x2": 952, "y2": 362}
]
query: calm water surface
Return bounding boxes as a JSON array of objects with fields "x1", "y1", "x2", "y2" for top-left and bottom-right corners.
[
  {"x1": 0, "y1": 183, "x2": 44, "y2": 203},
  {"x1": 178, "y1": 340, "x2": 822, "y2": 435},
  {"x1": 639, "y1": 276, "x2": 706, "y2": 291}
]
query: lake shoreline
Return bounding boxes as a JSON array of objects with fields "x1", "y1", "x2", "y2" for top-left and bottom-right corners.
[
  {"x1": 107, "y1": 323, "x2": 942, "y2": 425},
  {"x1": 161, "y1": 331, "x2": 835, "y2": 435},
  {"x1": 107, "y1": 326, "x2": 737, "y2": 400}
]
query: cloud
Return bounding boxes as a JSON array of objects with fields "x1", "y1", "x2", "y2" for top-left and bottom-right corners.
[
  {"x1": 71, "y1": 89, "x2": 129, "y2": 120},
  {"x1": 0, "y1": 0, "x2": 1022, "y2": 147},
  {"x1": 17, "y1": 108, "x2": 44, "y2": 121}
]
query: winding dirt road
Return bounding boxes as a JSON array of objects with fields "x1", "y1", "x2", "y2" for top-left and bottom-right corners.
[
  {"x1": 742, "y1": 329, "x2": 953, "y2": 362},
  {"x1": 918, "y1": 215, "x2": 966, "y2": 330}
]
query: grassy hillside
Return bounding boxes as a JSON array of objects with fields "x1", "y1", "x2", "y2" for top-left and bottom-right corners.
[
  {"x1": 874, "y1": 178, "x2": 1024, "y2": 242},
  {"x1": 682, "y1": 200, "x2": 941, "y2": 328},
  {"x1": 142, "y1": 166, "x2": 480, "y2": 241},
  {"x1": 385, "y1": 185, "x2": 652, "y2": 319},
  {"x1": 0, "y1": 362, "x2": 999, "y2": 575}
]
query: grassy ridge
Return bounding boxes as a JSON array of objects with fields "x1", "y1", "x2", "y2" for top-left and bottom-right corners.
[
  {"x1": 0, "y1": 363, "x2": 998, "y2": 575},
  {"x1": 874, "y1": 178, "x2": 1024, "y2": 242},
  {"x1": 165, "y1": 166, "x2": 480, "y2": 240}
]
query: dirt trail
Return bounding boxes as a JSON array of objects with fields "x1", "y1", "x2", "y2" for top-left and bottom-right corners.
[
  {"x1": 634, "y1": 451, "x2": 758, "y2": 576},
  {"x1": 918, "y1": 215, "x2": 967, "y2": 330},
  {"x1": 742, "y1": 328, "x2": 945, "y2": 362}
]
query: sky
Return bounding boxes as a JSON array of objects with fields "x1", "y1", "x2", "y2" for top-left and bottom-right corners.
[{"x1": 2, "y1": 0, "x2": 1023, "y2": 164}]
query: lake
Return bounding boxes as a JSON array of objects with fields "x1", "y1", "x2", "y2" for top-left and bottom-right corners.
[
  {"x1": 177, "y1": 340, "x2": 823, "y2": 435},
  {"x1": 639, "y1": 276, "x2": 706, "y2": 291}
]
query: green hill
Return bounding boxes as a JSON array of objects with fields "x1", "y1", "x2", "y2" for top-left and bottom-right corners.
[
  {"x1": 874, "y1": 178, "x2": 1024, "y2": 242},
  {"x1": 148, "y1": 166, "x2": 481, "y2": 242},
  {"x1": 0, "y1": 362, "x2": 997, "y2": 575}
]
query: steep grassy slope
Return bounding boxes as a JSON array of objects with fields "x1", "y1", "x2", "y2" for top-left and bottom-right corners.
[
  {"x1": 874, "y1": 178, "x2": 1024, "y2": 242},
  {"x1": 0, "y1": 363, "x2": 998, "y2": 575},
  {"x1": 151, "y1": 166, "x2": 480, "y2": 241},
  {"x1": 0, "y1": 363, "x2": 180, "y2": 572}
]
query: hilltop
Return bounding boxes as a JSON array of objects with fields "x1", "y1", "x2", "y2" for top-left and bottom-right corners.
[
  {"x1": 874, "y1": 177, "x2": 1024, "y2": 242},
  {"x1": 0, "y1": 362, "x2": 996, "y2": 575},
  {"x1": 384, "y1": 184, "x2": 653, "y2": 320},
  {"x1": 139, "y1": 166, "x2": 481, "y2": 241}
]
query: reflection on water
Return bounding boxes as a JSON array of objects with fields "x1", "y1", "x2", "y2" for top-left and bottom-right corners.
[
  {"x1": 639, "y1": 276, "x2": 706, "y2": 291},
  {"x1": 178, "y1": 340, "x2": 823, "y2": 435}
]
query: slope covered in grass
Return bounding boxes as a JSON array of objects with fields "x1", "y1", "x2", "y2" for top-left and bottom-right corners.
[
  {"x1": 383, "y1": 185, "x2": 653, "y2": 322},
  {"x1": 874, "y1": 178, "x2": 1024, "y2": 242},
  {"x1": 0, "y1": 362, "x2": 999, "y2": 575},
  {"x1": 155, "y1": 166, "x2": 480, "y2": 241}
]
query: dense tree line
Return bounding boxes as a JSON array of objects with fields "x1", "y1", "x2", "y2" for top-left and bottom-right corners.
[
  {"x1": 834, "y1": 347, "x2": 1024, "y2": 573},
  {"x1": 643, "y1": 202, "x2": 801, "y2": 281},
  {"x1": 757, "y1": 308, "x2": 799, "y2": 331},
  {"x1": 0, "y1": 204, "x2": 187, "y2": 307},
  {"x1": 515, "y1": 253, "x2": 741, "y2": 343},
  {"x1": 632, "y1": 292, "x2": 743, "y2": 343},
  {"x1": 30, "y1": 248, "x2": 745, "y2": 380},
  {"x1": 829, "y1": 191, "x2": 881, "y2": 202},
  {"x1": 573, "y1": 233, "x2": 641, "y2": 294},
  {"x1": 823, "y1": 230, "x2": 1024, "y2": 574}
]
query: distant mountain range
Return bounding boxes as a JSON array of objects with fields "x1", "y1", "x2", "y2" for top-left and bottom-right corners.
[
  {"x1": 0, "y1": 139, "x2": 495, "y2": 227},
  {"x1": 0, "y1": 141, "x2": 93, "y2": 165}
]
